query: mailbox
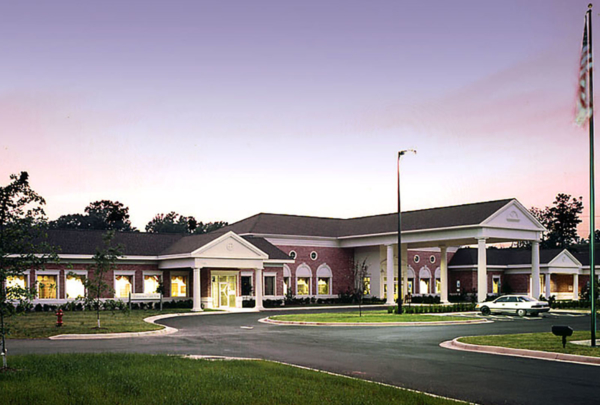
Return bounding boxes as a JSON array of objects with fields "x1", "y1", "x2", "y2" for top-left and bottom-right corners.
[{"x1": 552, "y1": 325, "x2": 573, "y2": 348}]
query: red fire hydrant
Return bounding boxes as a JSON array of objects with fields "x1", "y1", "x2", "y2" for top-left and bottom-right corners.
[{"x1": 56, "y1": 309, "x2": 63, "y2": 327}]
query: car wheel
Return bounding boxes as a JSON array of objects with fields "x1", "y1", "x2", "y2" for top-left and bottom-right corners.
[
  {"x1": 517, "y1": 309, "x2": 526, "y2": 317},
  {"x1": 481, "y1": 306, "x2": 491, "y2": 316}
]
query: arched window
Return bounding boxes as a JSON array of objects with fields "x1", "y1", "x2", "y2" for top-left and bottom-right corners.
[
  {"x1": 419, "y1": 267, "x2": 432, "y2": 295},
  {"x1": 316, "y1": 264, "x2": 332, "y2": 295},
  {"x1": 283, "y1": 265, "x2": 292, "y2": 296},
  {"x1": 296, "y1": 264, "x2": 312, "y2": 296},
  {"x1": 434, "y1": 267, "x2": 441, "y2": 294},
  {"x1": 407, "y1": 266, "x2": 415, "y2": 294}
]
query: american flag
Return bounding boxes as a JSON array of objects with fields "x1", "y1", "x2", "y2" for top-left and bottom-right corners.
[{"x1": 576, "y1": 12, "x2": 593, "y2": 126}]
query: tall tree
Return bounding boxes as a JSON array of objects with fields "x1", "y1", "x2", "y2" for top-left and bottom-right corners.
[
  {"x1": 145, "y1": 212, "x2": 227, "y2": 234},
  {"x1": 0, "y1": 172, "x2": 57, "y2": 369},
  {"x1": 50, "y1": 200, "x2": 136, "y2": 232},
  {"x1": 531, "y1": 193, "x2": 584, "y2": 249}
]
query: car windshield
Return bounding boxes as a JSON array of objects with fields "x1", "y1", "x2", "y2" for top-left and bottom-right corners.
[{"x1": 518, "y1": 296, "x2": 535, "y2": 302}]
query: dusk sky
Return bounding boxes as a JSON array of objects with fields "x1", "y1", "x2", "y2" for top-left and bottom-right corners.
[{"x1": 0, "y1": 1, "x2": 596, "y2": 235}]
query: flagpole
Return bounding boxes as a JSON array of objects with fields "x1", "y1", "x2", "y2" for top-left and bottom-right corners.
[{"x1": 588, "y1": 4, "x2": 597, "y2": 347}]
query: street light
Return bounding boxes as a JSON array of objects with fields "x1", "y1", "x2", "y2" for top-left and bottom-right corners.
[{"x1": 397, "y1": 149, "x2": 416, "y2": 315}]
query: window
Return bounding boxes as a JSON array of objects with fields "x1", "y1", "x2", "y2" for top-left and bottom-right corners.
[
  {"x1": 289, "y1": 251, "x2": 297, "y2": 259},
  {"x1": 264, "y1": 276, "x2": 275, "y2": 296},
  {"x1": 241, "y1": 276, "x2": 253, "y2": 296},
  {"x1": 37, "y1": 275, "x2": 57, "y2": 299},
  {"x1": 66, "y1": 274, "x2": 86, "y2": 299},
  {"x1": 408, "y1": 278, "x2": 414, "y2": 294},
  {"x1": 414, "y1": 255, "x2": 420, "y2": 263},
  {"x1": 115, "y1": 275, "x2": 133, "y2": 298},
  {"x1": 310, "y1": 251, "x2": 318, "y2": 260},
  {"x1": 492, "y1": 277, "x2": 500, "y2": 294},
  {"x1": 144, "y1": 275, "x2": 160, "y2": 294},
  {"x1": 383, "y1": 277, "x2": 398, "y2": 299},
  {"x1": 496, "y1": 297, "x2": 509, "y2": 303},
  {"x1": 283, "y1": 277, "x2": 290, "y2": 295},
  {"x1": 363, "y1": 277, "x2": 371, "y2": 295},
  {"x1": 6, "y1": 275, "x2": 27, "y2": 299},
  {"x1": 419, "y1": 278, "x2": 429, "y2": 294},
  {"x1": 171, "y1": 275, "x2": 188, "y2": 297},
  {"x1": 430, "y1": 255, "x2": 436, "y2": 264},
  {"x1": 297, "y1": 277, "x2": 310, "y2": 295},
  {"x1": 435, "y1": 278, "x2": 441, "y2": 294},
  {"x1": 318, "y1": 277, "x2": 330, "y2": 295},
  {"x1": 456, "y1": 280, "x2": 461, "y2": 292}
]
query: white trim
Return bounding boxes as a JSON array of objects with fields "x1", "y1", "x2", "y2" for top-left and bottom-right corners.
[
  {"x1": 191, "y1": 231, "x2": 269, "y2": 259},
  {"x1": 263, "y1": 272, "x2": 277, "y2": 297}
]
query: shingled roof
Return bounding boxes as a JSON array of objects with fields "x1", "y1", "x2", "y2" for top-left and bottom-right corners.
[{"x1": 221, "y1": 199, "x2": 515, "y2": 238}]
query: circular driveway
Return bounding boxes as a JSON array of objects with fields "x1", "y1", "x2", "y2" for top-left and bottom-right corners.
[{"x1": 9, "y1": 309, "x2": 600, "y2": 405}]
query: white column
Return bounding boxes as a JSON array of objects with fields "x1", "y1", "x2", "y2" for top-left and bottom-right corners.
[
  {"x1": 255, "y1": 268, "x2": 264, "y2": 310},
  {"x1": 531, "y1": 241, "x2": 540, "y2": 299},
  {"x1": 477, "y1": 238, "x2": 487, "y2": 303},
  {"x1": 545, "y1": 273, "x2": 551, "y2": 299},
  {"x1": 401, "y1": 244, "x2": 408, "y2": 300},
  {"x1": 440, "y1": 246, "x2": 448, "y2": 304},
  {"x1": 386, "y1": 244, "x2": 395, "y2": 305},
  {"x1": 192, "y1": 267, "x2": 202, "y2": 312},
  {"x1": 573, "y1": 274, "x2": 579, "y2": 300}
]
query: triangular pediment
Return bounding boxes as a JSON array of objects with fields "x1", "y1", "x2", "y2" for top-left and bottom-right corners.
[
  {"x1": 548, "y1": 249, "x2": 582, "y2": 268},
  {"x1": 191, "y1": 232, "x2": 268, "y2": 259},
  {"x1": 482, "y1": 200, "x2": 546, "y2": 231}
]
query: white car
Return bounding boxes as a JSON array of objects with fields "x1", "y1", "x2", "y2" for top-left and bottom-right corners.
[{"x1": 476, "y1": 295, "x2": 550, "y2": 317}]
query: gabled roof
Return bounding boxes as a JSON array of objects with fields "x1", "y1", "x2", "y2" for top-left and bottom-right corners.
[
  {"x1": 42, "y1": 229, "x2": 184, "y2": 256},
  {"x1": 221, "y1": 198, "x2": 515, "y2": 238}
]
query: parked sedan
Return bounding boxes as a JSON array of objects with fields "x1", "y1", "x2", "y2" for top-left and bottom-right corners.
[{"x1": 476, "y1": 295, "x2": 550, "y2": 316}]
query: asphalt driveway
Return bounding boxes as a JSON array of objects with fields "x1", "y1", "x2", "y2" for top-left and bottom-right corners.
[{"x1": 8, "y1": 309, "x2": 600, "y2": 405}]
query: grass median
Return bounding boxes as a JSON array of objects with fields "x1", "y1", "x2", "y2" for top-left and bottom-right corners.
[
  {"x1": 0, "y1": 353, "x2": 466, "y2": 405},
  {"x1": 270, "y1": 311, "x2": 476, "y2": 323},
  {"x1": 459, "y1": 331, "x2": 600, "y2": 358},
  {"x1": 4, "y1": 309, "x2": 202, "y2": 339}
]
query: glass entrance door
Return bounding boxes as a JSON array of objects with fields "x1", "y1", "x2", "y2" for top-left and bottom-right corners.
[{"x1": 212, "y1": 275, "x2": 237, "y2": 308}]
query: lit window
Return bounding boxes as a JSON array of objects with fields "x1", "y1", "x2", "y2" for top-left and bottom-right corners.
[
  {"x1": 283, "y1": 277, "x2": 290, "y2": 295},
  {"x1": 383, "y1": 277, "x2": 398, "y2": 300},
  {"x1": 318, "y1": 277, "x2": 330, "y2": 295},
  {"x1": 66, "y1": 274, "x2": 86, "y2": 299},
  {"x1": 363, "y1": 277, "x2": 371, "y2": 295},
  {"x1": 37, "y1": 275, "x2": 57, "y2": 299},
  {"x1": 6, "y1": 275, "x2": 26, "y2": 299},
  {"x1": 144, "y1": 275, "x2": 160, "y2": 294},
  {"x1": 419, "y1": 278, "x2": 430, "y2": 294},
  {"x1": 408, "y1": 278, "x2": 414, "y2": 294},
  {"x1": 493, "y1": 277, "x2": 500, "y2": 294},
  {"x1": 171, "y1": 275, "x2": 187, "y2": 297},
  {"x1": 435, "y1": 278, "x2": 441, "y2": 294},
  {"x1": 456, "y1": 280, "x2": 461, "y2": 292},
  {"x1": 264, "y1": 276, "x2": 275, "y2": 296},
  {"x1": 414, "y1": 255, "x2": 420, "y2": 263},
  {"x1": 115, "y1": 275, "x2": 133, "y2": 298},
  {"x1": 297, "y1": 277, "x2": 310, "y2": 295},
  {"x1": 310, "y1": 251, "x2": 318, "y2": 260}
]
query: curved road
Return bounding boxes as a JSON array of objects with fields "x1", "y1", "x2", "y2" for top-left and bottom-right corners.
[{"x1": 9, "y1": 309, "x2": 600, "y2": 405}]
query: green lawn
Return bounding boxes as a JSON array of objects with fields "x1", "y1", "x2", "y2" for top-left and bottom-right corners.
[
  {"x1": 459, "y1": 331, "x2": 600, "y2": 358},
  {"x1": 3, "y1": 309, "x2": 197, "y2": 339},
  {"x1": 0, "y1": 354, "x2": 465, "y2": 405},
  {"x1": 270, "y1": 311, "x2": 476, "y2": 323}
]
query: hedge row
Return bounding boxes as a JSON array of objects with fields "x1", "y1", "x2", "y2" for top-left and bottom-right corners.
[{"x1": 387, "y1": 303, "x2": 476, "y2": 314}]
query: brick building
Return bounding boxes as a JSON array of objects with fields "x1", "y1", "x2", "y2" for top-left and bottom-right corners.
[{"x1": 10, "y1": 198, "x2": 585, "y2": 309}]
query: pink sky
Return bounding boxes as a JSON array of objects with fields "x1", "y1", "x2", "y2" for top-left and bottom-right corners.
[{"x1": 0, "y1": 1, "x2": 597, "y2": 236}]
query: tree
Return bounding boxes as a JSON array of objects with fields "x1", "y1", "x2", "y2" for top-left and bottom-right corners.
[
  {"x1": 145, "y1": 212, "x2": 228, "y2": 234},
  {"x1": 0, "y1": 172, "x2": 57, "y2": 369},
  {"x1": 145, "y1": 212, "x2": 197, "y2": 234},
  {"x1": 517, "y1": 194, "x2": 584, "y2": 249},
  {"x1": 50, "y1": 200, "x2": 136, "y2": 232},
  {"x1": 83, "y1": 231, "x2": 123, "y2": 328},
  {"x1": 348, "y1": 258, "x2": 369, "y2": 316}
]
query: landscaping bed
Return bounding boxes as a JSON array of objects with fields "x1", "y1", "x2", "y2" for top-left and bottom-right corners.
[
  {"x1": 0, "y1": 353, "x2": 465, "y2": 405},
  {"x1": 458, "y1": 331, "x2": 600, "y2": 358}
]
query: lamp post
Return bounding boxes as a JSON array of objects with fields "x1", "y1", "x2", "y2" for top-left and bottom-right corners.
[{"x1": 397, "y1": 149, "x2": 416, "y2": 315}]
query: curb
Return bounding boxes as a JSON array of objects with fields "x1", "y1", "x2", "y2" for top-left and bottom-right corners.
[
  {"x1": 440, "y1": 337, "x2": 600, "y2": 367},
  {"x1": 260, "y1": 317, "x2": 491, "y2": 327}
]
